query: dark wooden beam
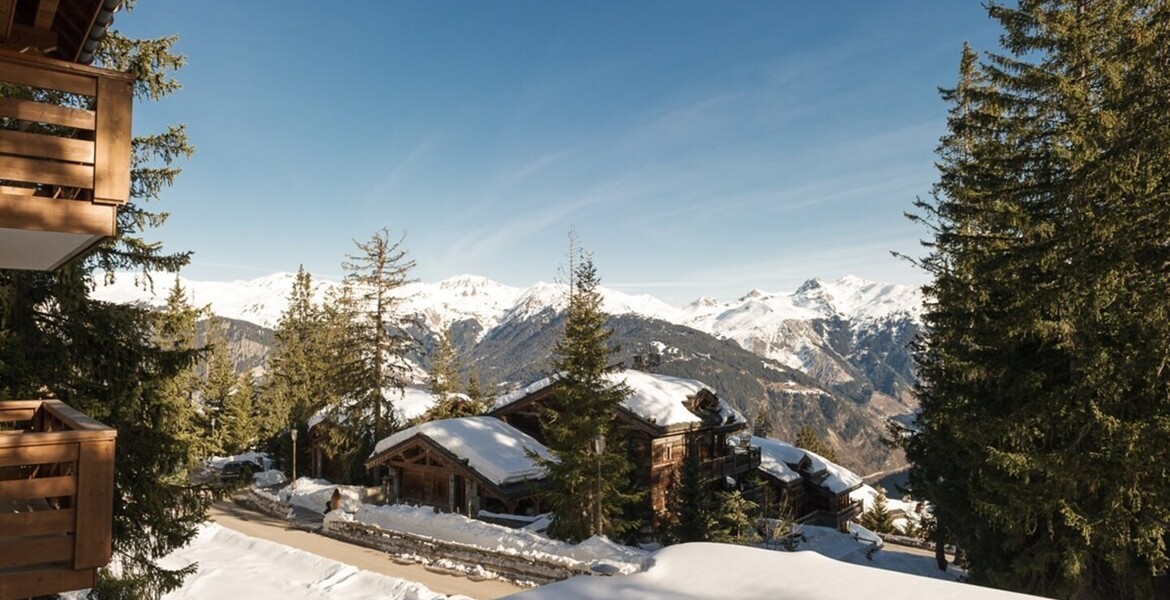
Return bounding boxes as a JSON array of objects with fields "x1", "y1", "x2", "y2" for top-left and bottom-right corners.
[{"x1": 0, "y1": 0, "x2": 15, "y2": 41}]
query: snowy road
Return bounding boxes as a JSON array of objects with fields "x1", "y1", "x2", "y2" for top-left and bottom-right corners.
[{"x1": 209, "y1": 502, "x2": 525, "y2": 599}]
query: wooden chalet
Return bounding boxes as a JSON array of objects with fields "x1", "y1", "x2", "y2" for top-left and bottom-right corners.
[
  {"x1": 365, "y1": 416, "x2": 553, "y2": 517},
  {"x1": 0, "y1": 1, "x2": 132, "y2": 597},
  {"x1": 752, "y1": 435, "x2": 863, "y2": 532},
  {"x1": 490, "y1": 369, "x2": 761, "y2": 532}
]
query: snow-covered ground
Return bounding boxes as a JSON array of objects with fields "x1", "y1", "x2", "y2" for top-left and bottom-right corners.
[
  {"x1": 63, "y1": 523, "x2": 464, "y2": 600},
  {"x1": 503, "y1": 541, "x2": 1041, "y2": 600}
]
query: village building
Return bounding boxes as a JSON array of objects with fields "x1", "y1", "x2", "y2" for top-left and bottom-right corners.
[
  {"x1": 306, "y1": 387, "x2": 443, "y2": 480},
  {"x1": 752, "y1": 435, "x2": 863, "y2": 531},
  {"x1": 489, "y1": 369, "x2": 761, "y2": 531},
  {"x1": 365, "y1": 416, "x2": 553, "y2": 517}
]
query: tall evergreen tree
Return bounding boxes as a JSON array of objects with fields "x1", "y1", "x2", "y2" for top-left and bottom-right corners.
[
  {"x1": 425, "y1": 325, "x2": 462, "y2": 419},
  {"x1": 666, "y1": 444, "x2": 714, "y2": 543},
  {"x1": 259, "y1": 265, "x2": 331, "y2": 478},
  {"x1": 219, "y1": 372, "x2": 257, "y2": 456},
  {"x1": 905, "y1": 3, "x2": 1170, "y2": 597},
  {"x1": 860, "y1": 487, "x2": 896, "y2": 535},
  {"x1": 0, "y1": 11, "x2": 206, "y2": 596},
  {"x1": 537, "y1": 245, "x2": 640, "y2": 543},
  {"x1": 201, "y1": 316, "x2": 236, "y2": 455}
]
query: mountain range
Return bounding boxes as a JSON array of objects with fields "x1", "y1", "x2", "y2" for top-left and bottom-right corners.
[{"x1": 92, "y1": 272, "x2": 924, "y2": 475}]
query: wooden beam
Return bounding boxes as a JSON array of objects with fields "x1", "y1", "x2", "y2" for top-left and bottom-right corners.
[
  {"x1": 34, "y1": 0, "x2": 60, "y2": 29},
  {"x1": 0, "y1": 194, "x2": 114, "y2": 236},
  {"x1": 73, "y1": 438, "x2": 114, "y2": 569},
  {"x1": 0, "y1": 129, "x2": 95, "y2": 163},
  {"x1": 0, "y1": 155, "x2": 94, "y2": 189},
  {"x1": 0, "y1": 507, "x2": 75, "y2": 536},
  {"x1": 0, "y1": 535, "x2": 73, "y2": 569},
  {"x1": 0, "y1": 474, "x2": 75, "y2": 500},
  {"x1": 0, "y1": 567, "x2": 94, "y2": 599},
  {"x1": 0, "y1": 55, "x2": 95, "y2": 95},
  {"x1": 0, "y1": 439, "x2": 79, "y2": 468},
  {"x1": 0, "y1": 0, "x2": 14, "y2": 41},
  {"x1": 0, "y1": 96, "x2": 96, "y2": 129},
  {"x1": 92, "y1": 76, "x2": 132, "y2": 205}
]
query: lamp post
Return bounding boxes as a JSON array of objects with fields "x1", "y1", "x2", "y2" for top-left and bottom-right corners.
[
  {"x1": 290, "y1": 428, "x2": 298, "y2": 490},
  {"x1": 592, "y1": 433, "x2": 605, "y2": 538}
]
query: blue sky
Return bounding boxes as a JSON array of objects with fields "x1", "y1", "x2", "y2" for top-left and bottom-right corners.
[{"x1": 119, "y1": 1, "x2": 1001, "y2": 305}]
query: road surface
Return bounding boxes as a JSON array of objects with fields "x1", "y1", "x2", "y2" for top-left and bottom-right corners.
[{"x1": 210, "y1": 501, "x2": 526, "y2": 599}]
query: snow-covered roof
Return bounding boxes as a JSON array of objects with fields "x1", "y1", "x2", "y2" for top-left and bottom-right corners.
[
  {"x1": 751, "y1": 436, "x2": 862, "y2": 494},
  {"x1": 505, "y1": 541, "x2": 1041, "y2": 600},
  {"x1": 751, "y1": 436, "x2": 802, "y2": 483},
  {"x1": 307, "y1": 387, "x2": 443, "y2": 430},
  {"x1": 493, "y1": 369, "x2": 744, "y2": 429},
  {"x1": 370, "y1": 416, "x2": 554, "y2": 487}
]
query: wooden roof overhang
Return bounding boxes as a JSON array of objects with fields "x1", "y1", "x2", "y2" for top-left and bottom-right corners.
[
  {"x1": 365, "y1": 433, "x2": 546, "y2": 503},
  {"x1": 0, "y1": 0, "x2": 131, "y2": 271}
]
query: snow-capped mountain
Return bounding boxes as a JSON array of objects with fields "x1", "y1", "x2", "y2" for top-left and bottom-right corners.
[{"x1": 91, "y1": 272, "x2": 923, "y2": 474}]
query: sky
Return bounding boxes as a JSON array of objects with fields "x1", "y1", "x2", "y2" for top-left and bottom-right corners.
[{"x1": 117, "y1": 1, "x2": 1002, "y2": 305}]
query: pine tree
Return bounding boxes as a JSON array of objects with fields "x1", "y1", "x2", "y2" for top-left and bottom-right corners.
[
  {"x1": 537, "y1": 244, "x2": 640, "y2": 543},
  {"x1": 666, "y1": 444, "x2": 714, "y2": 543},
  {"x1": 711, "y1": 489, "x2": 759, "y2": 545},
  {"x1": 794, "y1": 425, "x2": 837, "y2": 463},
  {"x1": 860, "y1": 487, "x2": 896, "y2": 535},
  {"x1": 426, "y1": 326, "x2": 462, "y2": 420},
  {"x1": 905, "y1": 3, "x2": 1170, "y2": 597},
  {"x1": 201, "y1": 317, "x2": 237, "y2": 456},
  {"x1": 466, "y1": 369, "x2": 489, "y2": 412},
  {"x1": 219, "y1": 372, "x2": 257, "y2": 456},
  {"x1": 0, "y1": 12, "x2": 206, "y2": 595}
]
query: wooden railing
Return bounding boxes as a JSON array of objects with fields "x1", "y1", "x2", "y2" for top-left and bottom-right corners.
[
  {"x1": 0, "y1": 48, "x2": 133, "y2": 238},
  {"x1": 0, "y1": 400, "x2": 116, "y2": 599},
  {"x1": 702, "y1": 446, "x2": 761, "y2": 483}
]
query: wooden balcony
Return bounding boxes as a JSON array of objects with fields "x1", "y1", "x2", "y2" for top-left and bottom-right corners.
[
  {"x1": 0, "y1": 47, "x2": 133, "y2": 270},
  {"x1": 0, "y1": 399, "x2": 116, "y2": 599}
]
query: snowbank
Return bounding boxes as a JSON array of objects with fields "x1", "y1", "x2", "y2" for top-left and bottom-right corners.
[
  {"x1": 280, "y1": 478, "x2": 364, "y2": 514},
  {"x1": 254, "y1": 469, "x2": 288, "y2": 487},
  {"x1": 206, "y1": 450, "x2": 272, "y2": 471},
  {"x1": 504, "y1": 541, "x2": 1040, "y2": 600},
  {"x1": 333, "y1": 503, "x2": 647, "y2": 575},
  {"x1": 155, "y1": 523, "x2": 465, "y2": 599}
]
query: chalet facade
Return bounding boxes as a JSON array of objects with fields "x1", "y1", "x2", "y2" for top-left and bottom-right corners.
[
  {"x1": 752, "y1": 435, "x2": 863, "y2": 531},
  {"x1": 365, "y1": 416, "x2": 553, "y2": 517},
  {"x1": 306, "y1": 387, "x2": 443, "y2": 481},
  {"x1": 0, "y1": 1, "x2": 133, "y2": 597},
  {"x1": 490, "y1": 369, "x2": 761, "y2": 531}
]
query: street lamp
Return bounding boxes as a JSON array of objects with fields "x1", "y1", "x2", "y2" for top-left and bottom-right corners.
[
  {"x1": 290, "y1": 428, "x2": 298, "y2": 490},
  {"x1": 592, "y1": 433, "x2": 605, "y2": 537}
]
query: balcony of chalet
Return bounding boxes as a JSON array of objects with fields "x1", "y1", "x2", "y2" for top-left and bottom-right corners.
[
  {"x1": 0, "y1": 46, "x2": 132, "y2": 270},
  {"x1": 0, "y1": 400, "x2": 115, "y2": 598}
]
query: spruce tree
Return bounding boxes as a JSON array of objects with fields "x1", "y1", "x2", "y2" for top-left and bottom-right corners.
[
  {"x1": 0, "y1": 11, "x2": 207, "y2": 595},
  {"x1": 537, "y1": 246, "x2": 640, "y2": 543},
  {"x1": 860, "y1": 487, "x2": 896, "y2": 535},
  {"x1": 259, "y1": 266, "x2": 330, "y2": 473},
  {"x1": 666, "y1": 444, "x2": 714, "y2": 543},
  {"x1": 219, "y1": 372, "x2": 257, "y2": 456},
  {"x1": 906, "y1": 3, "x2": 1170, "y2": 597},
  {"x1": 426, "y1": 325, "x2": 461, "y2": 419},
  {"x1": 752, "y1": 402, "x2": 774, "y2": 438},
  {"x1": 201, "y1": 317, "x2": 237, "y2": 455},
  {"x1": 711, "y1": 489, "x2": 759, "y2": 545}
]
